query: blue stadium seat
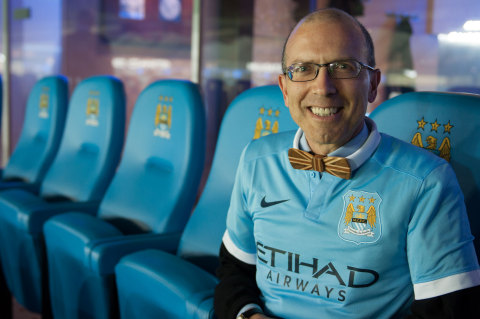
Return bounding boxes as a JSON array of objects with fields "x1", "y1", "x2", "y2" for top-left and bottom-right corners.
[
  {"x1": 0, "y1": 75, "x2": 125, "y2": 314},
  {"x1": 369, "y1": 91, "x2": 480, "y2": 259},
  {"x1": 0, "y1": 75, "x2": 68, "y2": 317},
  {"x1": 114, "y1": 85, "x2": 298, "y2": 319},
  {"x1": 0, "y1": 75, "x2": 68, "y2": 193},
  {"x1": 43, "y1": 80, "x2": 206, "y2": 319}
]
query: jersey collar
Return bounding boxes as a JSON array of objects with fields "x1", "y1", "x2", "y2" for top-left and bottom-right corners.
[{"x1": 292, "y1": 117, "x2": 381, "y2": 172}]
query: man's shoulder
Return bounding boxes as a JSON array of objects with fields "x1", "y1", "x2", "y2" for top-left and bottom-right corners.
[
  {"x1": 243, "y1": 130, "x2": 297, "y2": 162},
  {"x1": 374, "y1": 133, "x2": 449, "y2": 179}
]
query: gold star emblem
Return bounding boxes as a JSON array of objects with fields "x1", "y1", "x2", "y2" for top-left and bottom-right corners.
[
  {"x1": 259, "y1": 107, "x2": 265, "y2": 115},
  {"x1": 369, "y1": 197, "x2": 375, "y2": 204},
  {"x1": 431, "y1": 120, "x2": 440, "y2": 132},
  {"x1": 349, "y1": 195, "x2": 356, "y2": 202},
  {"x1": 359, "y1": 196, "x2": 365, "y2": 202},
  {"x1": 417, "y1": 118, "x2": 427, "y2": 130},
  {"x1": 275, "y1": 109, "x2": 280, "y2": 117},
  {"x1": 443, "y1": 121, "x2": 454, "y2": 134},
  {"x1": 267, "y1": 109, "x2": 273, "y2": 116}
]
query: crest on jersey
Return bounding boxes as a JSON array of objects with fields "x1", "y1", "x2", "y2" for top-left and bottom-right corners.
[
  {"x1": 154, "y1": 95, "x2": 172, "y2": 139},
  {"x1": 411, "y1": 117, "x2": 453, "y2": 162},
  {"x1": 86, "y1": 91, "x2": 100, "y2": 126},
  {"x1": 253, "y1": 107, "x2": 280, "y2": 140},
  {"x1": 338, "y1": 190, "x2": 382, "y2": 245},
  {"x1": 39, "y1": 89, "x2": 50, "y2": 119}
]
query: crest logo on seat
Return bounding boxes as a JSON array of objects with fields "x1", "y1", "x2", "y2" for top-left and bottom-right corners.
[
  {"x1": 411, "y1": 117, "x2": 453, "y2": 161},
  {"x1": 39, "y1": 87, "x2": 50, "y2": 119},
  {"x1": 338, "y1": 191, "x2": 382, "y2": 245},
  {"x1": 86, "y1": 91, "x2": 100, "y2": 126},
  {"x1": 253, "y1": 107, "x2": 280, "y2": 140},
  {"x1": 154, "y1": 95, "x2": 172, "y2": 139}
]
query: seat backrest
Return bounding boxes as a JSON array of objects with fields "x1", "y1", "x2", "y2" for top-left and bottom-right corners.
[
  {"x1": 177, "y1": 85, "x2": 298, "y2": 274},
  {"x1": 3, "y1": 76, "x2": 68, "y2": 186},
  {"x1": 369, "y1": 91, "x2": 480, "y2": 257},
  {"x1": 40, "y1": 75, "x2": 125, "y2": 202},
  {"x1": 97, "y1": 80, "x2": 206, "y2": 234}
]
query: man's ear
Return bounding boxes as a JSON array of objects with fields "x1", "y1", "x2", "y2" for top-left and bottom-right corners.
[
  {"x1": 278, "y1": 74, "x2": 289, "y2": 108},
  {"x1": 368, "y1": 69, "x2": 382, "y2": 103}
]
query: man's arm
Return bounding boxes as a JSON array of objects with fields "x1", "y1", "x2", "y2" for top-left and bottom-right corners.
[
  {"x1": 406, "y1": 285, "x2": 480, "y2": 319},
  {"x1": 215, "y1": 243, "x2": 263, "y2": 319},
  {"x1": 406, "y1": 163, "x2": 480, "y2": 318}
]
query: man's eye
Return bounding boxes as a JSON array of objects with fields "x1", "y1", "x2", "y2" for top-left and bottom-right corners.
[
  {"x1": 294, "y1": 65, "x2": 312, "y2": 73},
  {"x1": 332, "y1": 62, "x2": 346, "y2": 69},
  {"x1": 331, "y1": 62, "x2": 354, "y2": 70}
]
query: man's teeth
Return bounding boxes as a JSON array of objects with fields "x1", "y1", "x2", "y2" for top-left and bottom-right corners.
[{"x1": 311, "y1": 107, "x2": 339, "y2": 116}]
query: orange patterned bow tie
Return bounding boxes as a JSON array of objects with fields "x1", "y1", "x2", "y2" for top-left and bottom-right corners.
[{"x1": 288, "y1": 148, "x2": 351, "y2": 179}]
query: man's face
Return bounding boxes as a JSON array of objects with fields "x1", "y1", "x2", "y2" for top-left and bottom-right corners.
[{"x1": 279, "y1": 19, "x2": 380, "y2": 155}]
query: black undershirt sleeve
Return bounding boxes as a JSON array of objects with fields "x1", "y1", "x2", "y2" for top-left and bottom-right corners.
[
  {"x1": 405, "y1": 285, "x2": 480, "y2": 319},
  {"x1": 214, "y1": 243, "x2": 263, "y2": 319}
]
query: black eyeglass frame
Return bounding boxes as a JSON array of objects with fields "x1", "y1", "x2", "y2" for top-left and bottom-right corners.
[{"x1": 284, "y1": 59, "x2": 376, "y2": 82}]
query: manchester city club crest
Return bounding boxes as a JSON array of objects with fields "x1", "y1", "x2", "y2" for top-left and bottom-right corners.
[
  {"x1": 338, "y1": 190, "x2": 382, "y2": 245},
  {"x1": 253, "y1": 107, "x2": 280, "y2": 140},
  {"x1": 85, "y1": 97, "x2": 100, "y2": 127},
  {"x1": 153, "y1": 96, "x2": 173, "y2": 139},
  {"x1": 39, "y1": 91, "x2": 50, "y2": 119},
  {"x1": 411, "y1": 117, "x2": 453, "y2": 162}
]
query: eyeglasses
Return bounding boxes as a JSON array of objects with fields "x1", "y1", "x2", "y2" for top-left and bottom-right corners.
[{"x1": 284, "y1": 59, "x2": 375, "y2": 82}]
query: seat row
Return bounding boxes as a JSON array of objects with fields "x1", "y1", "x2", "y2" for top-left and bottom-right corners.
[
  {"x1": 1, "y1": 74, "x2": 480, "y2": 319},
  {"x1": 0, "y1": 75, "x2": 298, "y2": 319}
]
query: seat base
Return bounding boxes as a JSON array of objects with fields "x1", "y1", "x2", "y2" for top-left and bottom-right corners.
[{"x1": 115, "y1": 249, "x2": 218, "y2": 319}]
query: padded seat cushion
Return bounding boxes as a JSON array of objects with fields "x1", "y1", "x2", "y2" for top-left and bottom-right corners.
[{"x1": 116, "y1": 249, "x2": 218, "y2": 319}]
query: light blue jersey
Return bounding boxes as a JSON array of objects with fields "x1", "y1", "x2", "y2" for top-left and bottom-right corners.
[{"x1": 223, "y1": 119, "x2": 480, "y2": 319}]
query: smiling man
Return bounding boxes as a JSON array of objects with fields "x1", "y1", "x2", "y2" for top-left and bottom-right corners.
[{"x1": 214, "y1": 8, "x2": 480, "y2": 319}]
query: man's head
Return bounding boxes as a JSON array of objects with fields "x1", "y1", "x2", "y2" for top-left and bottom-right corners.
[
  {"x1": 281, "y1": 9, "x2": 376, "y2": 73},
  {"x1": 278, "y1": 8, "x2": 381, "y2": 155}
]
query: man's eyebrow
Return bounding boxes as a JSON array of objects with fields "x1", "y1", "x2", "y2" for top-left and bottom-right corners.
[
  {"x1": 288, "y1": 57, "x2": 359, "y2": 65},
  {"x1": 288, "y1": 59, "x2": 315, "y2": 65}
]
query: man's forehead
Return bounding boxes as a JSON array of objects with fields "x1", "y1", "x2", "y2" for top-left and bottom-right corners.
[{"x1": 285, "y1": 18, "x2": 366, "y2": 60}]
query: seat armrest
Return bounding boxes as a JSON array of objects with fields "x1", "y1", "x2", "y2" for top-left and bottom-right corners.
[
  {"x1": 88, "y1": 232, "x2": 182, "y2": 275},
  {"x1": 27, "y1": 200, "x2": 101, "y2": 234},
  {"x1": 0, "y1": 181, "x2": 39, "y2": 193}
]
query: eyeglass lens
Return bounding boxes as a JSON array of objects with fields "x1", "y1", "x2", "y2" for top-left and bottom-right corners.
[{"x1": 288, "y1": 60, "x2": 362, "y2": 81}]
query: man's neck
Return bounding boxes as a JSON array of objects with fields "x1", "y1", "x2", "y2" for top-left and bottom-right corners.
[
  {"x1": 301, "y1": 122, "x2": 369, "y2": 156},
  {"x1": 308, "y1": 142, "x2": 341, "y2": 156}
]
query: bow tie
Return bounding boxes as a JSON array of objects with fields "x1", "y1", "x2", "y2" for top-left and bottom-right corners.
[{"x1": 288, "y1": 148, "x2": 351, "y2": 179}]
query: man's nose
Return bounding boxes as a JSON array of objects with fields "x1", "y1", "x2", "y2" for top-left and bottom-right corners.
[{"x1": 310, "y1": 67, "x2": 337, "y2": 95}]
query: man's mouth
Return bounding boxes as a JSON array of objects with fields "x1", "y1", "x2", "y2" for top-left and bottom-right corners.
[{"x1": 310, "y1": 107, "x2": 340, "y2": 117}]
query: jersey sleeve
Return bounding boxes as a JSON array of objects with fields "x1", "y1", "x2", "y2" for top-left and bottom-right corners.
[
  {"x1": 407, "y1": 162, "x2": 480, "y2": 299},
  {"x1": 407, "y1": 285, "x2": 480, "y2": 318},
  {"x1": 223, "y1": 145, "x2": 257, "y2": 265}
]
